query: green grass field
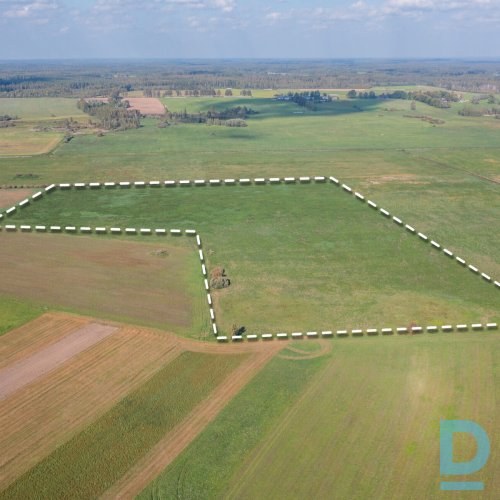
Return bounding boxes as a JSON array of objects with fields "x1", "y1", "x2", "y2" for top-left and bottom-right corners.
[
  {"x1": 0, "y1": 90, "x2": 498, "y2": 499},
  {"x1": 0, "y1": 98, "x2": 86, "y2": 156},
  {"x1": 0, "y1": 98, "x2": 85, "y2": 121},
  {"x1": 6, "y1": 182, "x2": 499, "y2": 335},
  {"x1": 2, "y1": 351, "x2": 248, "y2": 500},
  {"x1": 0, "y1": 295, "x2": 45, "y2": 336},
  {"x1": 139, "y1": 334, "x2": 500, "y2": 500}
]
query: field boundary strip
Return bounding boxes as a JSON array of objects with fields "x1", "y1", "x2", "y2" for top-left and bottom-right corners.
[{"x1": 0, "y1": 176, "x2": 498, "y2": 343}]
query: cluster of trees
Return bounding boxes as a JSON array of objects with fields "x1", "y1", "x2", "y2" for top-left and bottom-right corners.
[
  {"x1": 77, "y1": 97, "x2": 141, "y2": 130},
  {"x1": 470, "y1": 94, "x2": 497, "y2": 105},
  {"x1": 0, "y1": 114, "x2": 17, "y2": 128},
  {"x1": 159, "y1": 88, "x2": 251, "y2": 97},
  {"x1": 459, "y1": 106, "x2": 500, "y2": 117},
  {"x1": 1, "y1": 60, "x2": 499, "y2": 97},
  {"x1": 206, "y1": 118, "x2": 247, "y2": 127},
  {"x1": 164, "y1": 106, "x2": 256, "y2": 125},
  {"x1": 347, "y1": 89, "x2": 459, "y2": 108},
  {"x1": 275, "y1": 91, "x2": 332, "y2": 110}
]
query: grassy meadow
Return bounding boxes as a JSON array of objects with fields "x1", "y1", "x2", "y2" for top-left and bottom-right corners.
[
  {"x1": 0, "y1": 98, "x2": 87, "y2": 157},
  {"x1": 0, "y1": 296, "x2": 45, "y2": 336},
  {"x1": 0, "y1": 89, "x2": 498, "y2": 499},
  {"x1": 6, "y1": 181, "x2": 499, "y2": 335},
  {"x1": 0, "y1": 233, "x2": 209, "y2": 338},
  {"x1": 140, "y1": 333, "x2": 500, "y2": 500}
]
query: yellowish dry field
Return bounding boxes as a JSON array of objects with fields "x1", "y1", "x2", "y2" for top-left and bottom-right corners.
[{"x1": 0, "y1": 127, "x2": 63, "y2": 156}]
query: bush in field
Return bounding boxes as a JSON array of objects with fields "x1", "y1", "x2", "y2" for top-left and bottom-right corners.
[
  {"x1": 210, "y1": 266, "x2": 231, "y2": 289},
  {"x1": 231, "y1": 324, "x2": 246, "y2": 336}
]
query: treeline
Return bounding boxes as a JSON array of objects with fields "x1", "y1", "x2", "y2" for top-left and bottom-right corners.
[
  {"x1": 147, "y1": 88, "x2": 251, "y2": 97},
  {"x1": 164, "y1": 106, "x2": 256, "y2": 125},
  {"x1": 1, "y1": 60, "x2": 499, "y2": 97},
  {"x1": 347, "y1": 89, "x2": 459, "y2": 108},
  {"x1": 459, "y1": 106, "x2": 500, "y2": 117},
  {"x1": 275, "y1": 91, "x2": 332, "y2": 109},
  {"x1": 0, "y1": 114, "x2": 17, "y2": 128},
  {"x1": 77, "y1": 98, "x2": 141, "y2": 130}
]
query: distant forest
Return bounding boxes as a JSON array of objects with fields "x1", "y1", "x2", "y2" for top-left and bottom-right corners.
[{"x1": 0, "y1": 59, "x2": 499, "y2": 97}]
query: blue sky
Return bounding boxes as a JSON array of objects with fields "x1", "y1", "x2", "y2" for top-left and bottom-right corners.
[{"x1": 1, "y1": 0, "x2": 500, "y2": 59}]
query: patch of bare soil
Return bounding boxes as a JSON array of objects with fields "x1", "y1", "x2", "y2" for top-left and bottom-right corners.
[
  {"x1": 0, "y1": 189, "x2": 34, "y2": 210},
  {"x1": 124, "y1": 98, "x2": 165, "y2": 115},
  {"x1": 0, "y1": 323, "x2": 117, "y2": 400},
  {"x1": 363, "y1": 174, "x2": 429, "y2": 186},
  {"x1": 0, "y1": 315, "x2": 183, "y2": 489}
]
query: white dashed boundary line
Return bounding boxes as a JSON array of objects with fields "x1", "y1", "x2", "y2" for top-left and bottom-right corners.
[
  {"x1": 215, "y1": 322, "x2": 498, "y2": 342},
  {"x1": 0, "y1": 224, "x2": 219, "y2": 337},
  {"x1": 1, "y1": 175, "x2": 498, "y2": 341}
]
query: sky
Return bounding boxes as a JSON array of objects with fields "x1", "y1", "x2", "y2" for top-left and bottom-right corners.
[{"x1": 1, "y1": 0, "x2": 500, "y2": 59}]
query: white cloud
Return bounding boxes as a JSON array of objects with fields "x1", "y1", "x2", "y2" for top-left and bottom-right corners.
[
  {"x1": 212, "y1": 0, "x2": 234, "y2": 12},
  {"x1": 2, "y1": 0, "x2": 57, "y2": 18},
  {"x1": 264, "y1": 10, "x2": 291, "y2": 23}
]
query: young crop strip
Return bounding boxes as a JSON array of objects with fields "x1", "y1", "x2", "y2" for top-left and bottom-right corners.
[
  {"x1": 2, "y1": 351, "x2": 247, "y2": 499},
  {"x1": 0, "y1": 176, "x2": 498, "y2": 341}
]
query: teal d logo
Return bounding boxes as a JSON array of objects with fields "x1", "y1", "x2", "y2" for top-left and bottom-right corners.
[{"x1": 440, "y1": 420, "x2": 490, "y2": 491}]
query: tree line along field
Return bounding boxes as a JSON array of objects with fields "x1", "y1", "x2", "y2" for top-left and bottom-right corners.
[{"x1": 0, "y1": 98, "x2": 88, "y2": 157}]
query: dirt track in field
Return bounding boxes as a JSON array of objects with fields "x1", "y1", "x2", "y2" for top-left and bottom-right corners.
[
  {"x1": 0, "y1": 323, "x2": 117, "y2": 400},
  {"x1": 124, "y1": 98, "x2": 165, "y2": 115},
  {"x1": 101, "y1": 345, "x2": 282, "y2": 499},
  {"x1": 278, "y1": 340, "x2": 332, "y2": 360},
  {"x1": 0, "y1": 189, "x2": 34, "y2": 210}
]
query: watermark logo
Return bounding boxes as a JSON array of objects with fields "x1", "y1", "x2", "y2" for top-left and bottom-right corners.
[{"x1": 440, "y1": 420, "x2": 490, "y2": 491}]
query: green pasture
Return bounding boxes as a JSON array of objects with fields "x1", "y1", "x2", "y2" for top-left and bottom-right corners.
[
  {"x1": 0, "y1": 296, "x2": 44, "y2": 336},
  {"x1": 2, "y1": 351, "x2": 247, "y2": 500},
  {"x1": 140, "y1": 333, "x2": 500, "y2": 500},
  {"x1": 0, "y1": 98, "x2": 86, "y2": 156},
  {"x1": 0, "y1": 92, "x2": 499, "y2": 180},
  {"x1": 0, "y1": 98, "x2": 85, "y2": 121},
  {"x1": 6, "y1": 182, "x2": 499, "y2": 335}
]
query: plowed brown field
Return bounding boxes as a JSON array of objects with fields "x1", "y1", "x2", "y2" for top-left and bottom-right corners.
[
  {"x1": 0, "y1": 322, "x2": 117, "y2": 399},
  {"x1": 0, "y1": 189, "x2": 34, "y2": 210},
  {"x1": 0, "y1": 232, "x2": 196, "y2": 331},
  {"x1": 0, "y1": 314, "x2": 183, "y2": 489},
  {"x1": 124, "y1": 98, "x2": 165, "y2": 115}
]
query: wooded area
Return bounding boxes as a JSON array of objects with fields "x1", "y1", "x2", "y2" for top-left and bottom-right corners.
[{"x1": 0, "y1": 59, "x2": 499, "y2": 97}]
